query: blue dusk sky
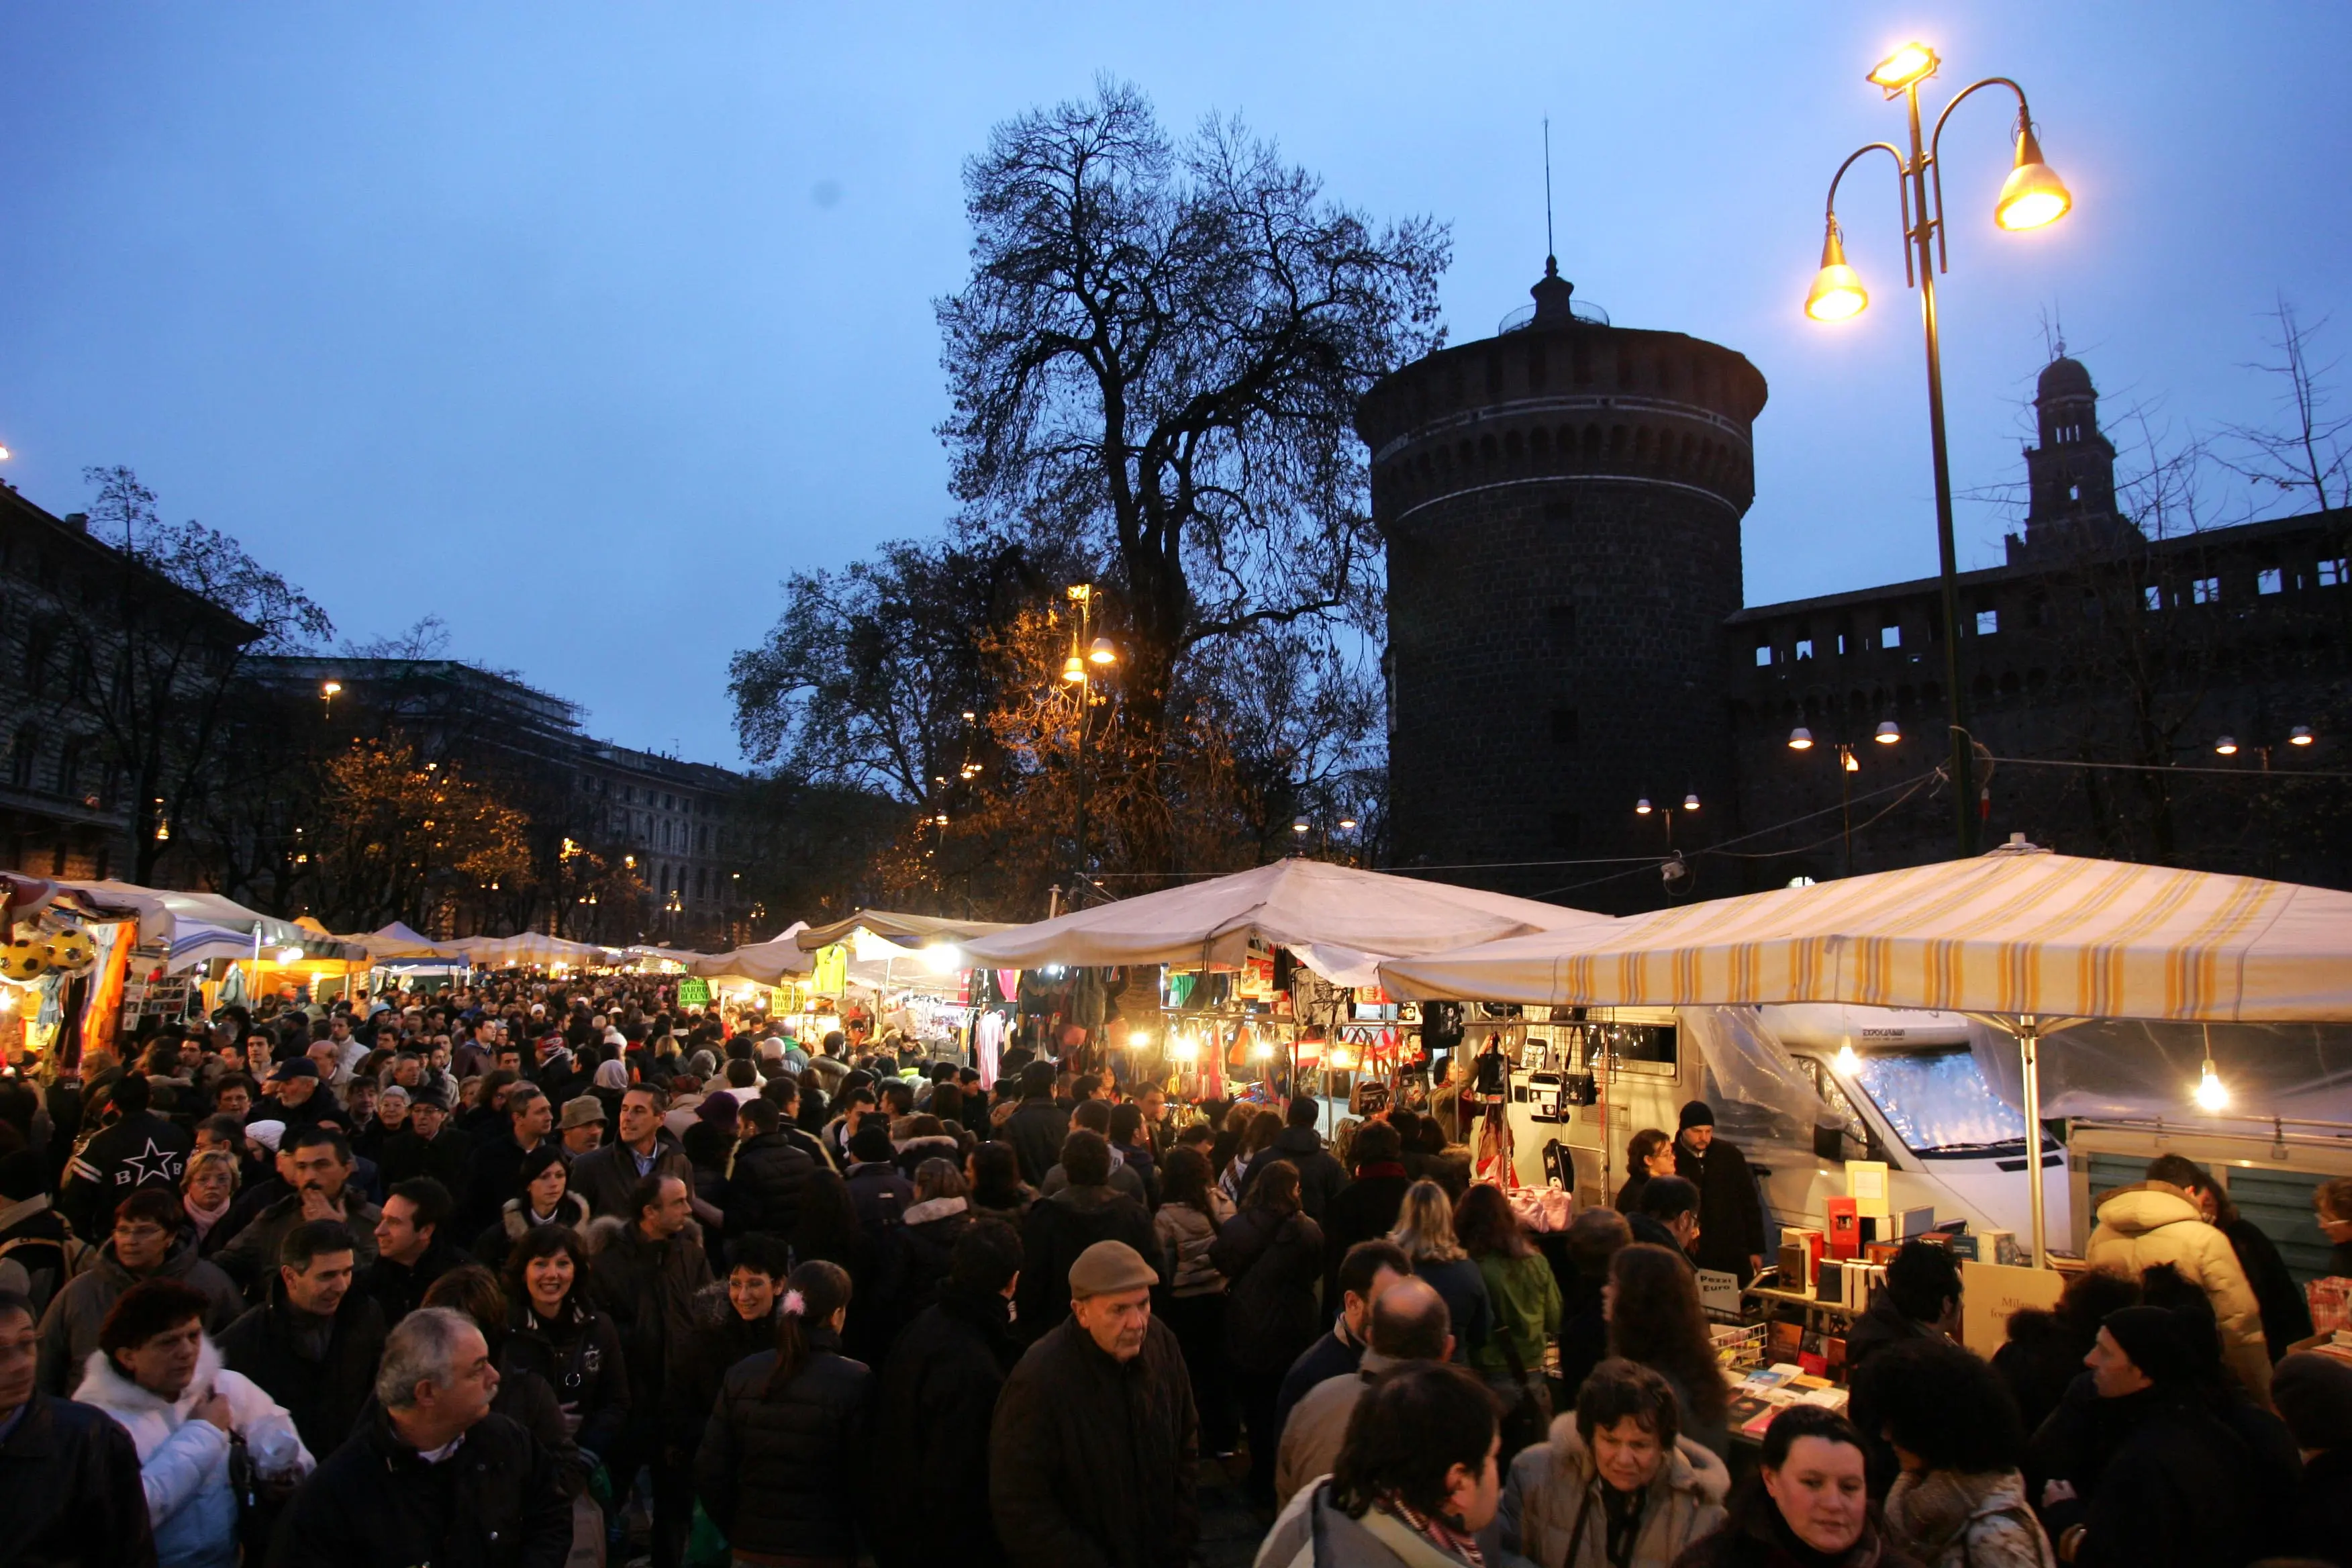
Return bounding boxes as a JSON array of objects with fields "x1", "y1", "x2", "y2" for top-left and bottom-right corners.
[{"x1": 0, "y1": 3, "x2": 2343, "y2": 764}]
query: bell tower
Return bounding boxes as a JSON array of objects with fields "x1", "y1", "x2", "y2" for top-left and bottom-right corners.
[{"x1": 2006, "y1": 352, "x2": 2143, "y2": 562}]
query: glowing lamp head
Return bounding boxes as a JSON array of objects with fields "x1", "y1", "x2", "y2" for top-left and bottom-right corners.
[
  {"x1": 1805, "y1": 220, "x2": 1869, "y2": 323},
  {"x1": 1841, "y1": 748, "x2": 1861, "y2": 774},
  {"x1": 1681, "y1": 794, "x2": 1701, "y2": 812},
  {"x1": 1338, "y1": 817, "x2": 1358, "y2": 830},
  {"x1": 1252, "y1": 1038, "x2": 1275, "y2": 1061},
  {"x1": 1994, "y1": 122, "x2": 2072, "y2": 232},
  {"x1": 321, "y1": 681, "x2": 342, "y2": 697},
  {"x1": 2194, "y1": 1059, "x2": 2230, "y2": 1112},
  {"x1": 1087, "y1": 637, "x2": 1117, "y2": 666},
  {"x1": 1634, "y1": 797, "x2": 1654, "y2": 816},
  {"x1": 920, "y1": 943, "x2": 962, "y2": 975},
  {"x1": 2290, "y1": 725, "x2": 2316, "y2": 746},
  {"x1": 2214, "y1": 736, "x2": 2239, "y2": 756},
  {"x1": 1834, "y1": 1042, "x2": 1861, "y2": 1075},
  {"x1": 1874, "y1": 720, "x2": 1902, "y2": 744},
  {"x1": 277, "y1": 946, "x2": 305, "y2": 965},
  {"x1": 1061, "y1": 654, "x2": 1086, "y2": 683},
  {"x1": 0, "y1": 445, "x2": 11, "y2": 462},
  {"x1": 1867, "y1": 41, "x2": 1939, "y2": 93},
  {"x1": 1787, "y1": 727, "x2": 1815, "y2": 751},
  {"x1": 1328, "y1": 1046, "x2": 1358, "y2": 1071},
  {"x1": 1291, "y1": 819, "x2": 1311, "y2": 836}
]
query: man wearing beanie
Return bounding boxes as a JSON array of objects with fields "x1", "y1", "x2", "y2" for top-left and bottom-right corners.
[
  {"x1": 2027, "y1": 1304, "x2": 2267, "y2": 1566},
  {"x1": 2272, "y1": 1351, "x2": 2352, "y2": 1564},
  {"x1": 989, "y1": 1240, "x2": 1197, "y2": 1568},
  {"x1": 1670, "y1": 1101, "x2": 1765, "y2": 1283}
]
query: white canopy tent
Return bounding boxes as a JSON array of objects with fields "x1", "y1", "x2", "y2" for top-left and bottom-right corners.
[
  {"x1": 793, "y1": 910, "x2": 1019, "y2": 954},
  {"x1": 959, "y1": 858, "x2": 1614, "y2": 985},
  {"x1": 349, "y1": 922, "x2": 456, "y2": 961},
  {"x1": 48, "y1": 880, "x2": 365, "y2": 968},
  {"x1": 689, "y1": 937, "x2": 815, "y2": 987},
  {"x1": 1380, "y1": 841, "x2": 2352, "y2": 1265},
  {"x1": 449, "y1": 932, "x2": 616, "y2": 968}
]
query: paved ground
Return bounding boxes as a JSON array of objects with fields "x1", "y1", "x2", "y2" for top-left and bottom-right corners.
[{"x1": 1198, "y1": 1453, "x2": 1273, "y2": 1568}]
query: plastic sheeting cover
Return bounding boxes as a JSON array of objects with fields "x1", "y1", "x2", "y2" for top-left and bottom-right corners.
[
  {"x1": 1966, "y1": 1018, "x2": 2352, "y2": 1125},
  {"x1": 1683, "y1": 1006, "x2": 1840, "y2": 1161},
  {"x1": 1852, "y1": 1048, "x2": 2029, "y2": 1153}
]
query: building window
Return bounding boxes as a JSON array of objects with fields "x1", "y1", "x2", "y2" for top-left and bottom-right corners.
[
  {"x1": 1975, "y1": 609, "x2": 1998, "y2": 636},
  {"x1": 697, "y1": 826, "x2": 709, "y2": 852},
  {"x1": 1795, "y1": 638, "x2": 1814, "y2": 660},
  {"x1": 1549, "y1": 812, "x2": 1580, "y2": 850},
  {"x1": 2257, "y1": 567, "x2": 2284, "y2": 595},
  {"x1": 2192, "y1": 577, "x2": 2220, "y2": 605},
  {"x1": 9, "y1": 728, "x2": 38, "y2": 790},
  {"x1": 1549, "y1": 708, "x2": 1579, "y2": 746},
  {"x1": 2320, "y1": 558, "x2": 2347, "y2": 587},
  {"x1": 1754, "y1": 643, "x2": 1773, "y2": 667},
  {"x1": 1881, "y1": 624, "x2": 1902, "y2": 650},
  {"x1": 56, "y1": 738, "x2": 81, "y2": 801},
  {"x1": 2145, "y1": 585, "x2": 2163, "y2": 611}
]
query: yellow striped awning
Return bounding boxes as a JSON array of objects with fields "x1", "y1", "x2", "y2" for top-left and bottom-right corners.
[{"x1": 1379, "y1": 845, "x2": 2352, "y2": 1023}]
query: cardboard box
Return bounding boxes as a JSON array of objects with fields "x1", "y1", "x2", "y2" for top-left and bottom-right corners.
[
  {"x1": 1959, "y1": 1259, "x2": 2066, "y2": 1353},
  {"x1": 1945, "y1": 1233, "x2": 1981, "y2": 1262}
]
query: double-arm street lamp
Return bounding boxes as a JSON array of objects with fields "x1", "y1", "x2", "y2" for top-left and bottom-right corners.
[
  {"x1": 1787, "y1": 714, "x2": 1902, "y2": 877},
  {"x1": 1063, "y1": 585, "x2": 1118, "y2": 899},
  {"x1": 1804, "y1": 41, "x2": 2074, "y2": 859}
]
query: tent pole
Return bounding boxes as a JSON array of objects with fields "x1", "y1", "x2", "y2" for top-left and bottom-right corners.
[{"x1": 2020, "y1": 1018, "x2": 2047, "y2": 1269}]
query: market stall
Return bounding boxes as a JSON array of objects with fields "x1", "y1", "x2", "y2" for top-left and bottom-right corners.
[
  {"x1": 959, "y1": 859, "x2": 1615, "y2": 1106},
  {"x1": 791, "y1": 910, "x2": 1020, "y2": 1061}
]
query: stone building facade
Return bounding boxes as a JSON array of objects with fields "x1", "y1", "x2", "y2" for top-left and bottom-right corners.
[{"x1": 1365, "y1": 281, "x2": 2352, "y2": 909}]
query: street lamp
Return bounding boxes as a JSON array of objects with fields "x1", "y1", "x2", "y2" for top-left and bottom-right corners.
[
  {"x1": 1789, "y1": 707, "x2": 1901, "y2": 876},
  {"x1": 1805, "y1": 41, "x2": 2073, "y2": 859},
  {"x1": 2214, "y1": 726, "x2": 2318, "y2": 771},
  {"x1": 1064, "y1": 585, "x2": 1118, "y2": 901}
]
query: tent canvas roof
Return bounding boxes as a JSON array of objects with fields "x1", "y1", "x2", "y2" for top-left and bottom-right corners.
[
  {"x1": 1379, "y1": 844, "x2": 2352, "y2": 1024},
  {"x1": 689, "y1": 937, "x2": 815, "y2": 987},
  {"x1": 793, "y1": 910, "x2": 1020, "y2": 953},
  {"x1": 959, "y1": 859, "x2": 1613, "y2": 985}
]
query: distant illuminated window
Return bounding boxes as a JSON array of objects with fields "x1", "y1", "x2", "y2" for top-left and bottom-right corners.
[
  {"x1": 1881, "y1": 624, "x2": 1902, "y2": 650},
  {"x1": 1975, "y1": 609, "x2": 1998, "y2": 636}
]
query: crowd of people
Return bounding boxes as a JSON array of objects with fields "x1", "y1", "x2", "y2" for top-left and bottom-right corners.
[{"x1": 0, "y1": 973, "x2": 2347, "y2": 1568}]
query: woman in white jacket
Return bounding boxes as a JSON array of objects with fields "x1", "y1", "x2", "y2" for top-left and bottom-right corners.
[
  {"x1": 74, "y1": 1279, "x2": 313, "y2": 1568},
  {"x1": 2085, "y1": 1179, "x2": 2273, "y2": 1405}
]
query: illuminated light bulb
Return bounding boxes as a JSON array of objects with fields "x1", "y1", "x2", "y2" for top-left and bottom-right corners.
[
  {"x1": 2289, "y1": 726, "x2": 2315, "y2": 746},
  {"x1": 1787, "y1": 728, "x2": 1815, "y2": 750},
  {"x1": 1061, "y1": 654, "x2": 1085, "y2": 683},
  {"x1": 1834, "y1": 1042, "x2": 1861, "y2": 1075},
  {"x1": 1804, "y1": 220, "x2": 1869, "y2": 323},
  {"x1": 1252, "y1": 1039, "x2": 1275, "y2": 1061},
  {"x1": 2194, "y1": 1059, "x2": 2230, "y2": 1112},
  {"x1": 1634, "y1": 798, "x2": 1653, "y2": 815},
  {"x1": 1867, "y1": 41, "x2": 1937, "y2": 92},
  {"x1": 920, "y1": 944, "x2": 962, "y2": 975},
  {"x1": 277, "y1": 946, "x2": 305, "y2": 965}
]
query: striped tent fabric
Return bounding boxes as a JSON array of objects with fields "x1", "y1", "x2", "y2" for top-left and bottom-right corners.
[{"x1": 1379, "y1": 843, "x2": 2352, "y2": 1024}]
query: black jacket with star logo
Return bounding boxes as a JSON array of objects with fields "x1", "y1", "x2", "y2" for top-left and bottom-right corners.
[{"x1": 59, "y1": 1110, "x2": 192, "y2": 1236}]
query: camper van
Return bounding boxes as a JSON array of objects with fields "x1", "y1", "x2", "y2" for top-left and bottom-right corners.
[{"x1": 1499, "y1": 1003, "x2": 2069, "y2": 1249}]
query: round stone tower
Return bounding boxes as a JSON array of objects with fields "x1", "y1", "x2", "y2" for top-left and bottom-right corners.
[{"x1": 1356, "y1": 262, "x2": 1768, "y2": 909}]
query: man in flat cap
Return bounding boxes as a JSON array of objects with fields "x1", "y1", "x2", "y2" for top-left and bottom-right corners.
[{"x1": 989, "y1": 1240, "x2": 1197, "y2": 1568}]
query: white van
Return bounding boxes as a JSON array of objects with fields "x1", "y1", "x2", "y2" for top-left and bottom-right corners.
[{"x1": 1499, "y1": 1003, "x2": 2069, "y2": 1248}]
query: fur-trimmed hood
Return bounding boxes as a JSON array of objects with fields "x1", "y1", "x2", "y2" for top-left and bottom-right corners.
[{"x1": 903, "y1": 1194, "x2": 969, "y2": 1226}]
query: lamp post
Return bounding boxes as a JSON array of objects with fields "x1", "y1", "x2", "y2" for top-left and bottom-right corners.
[
  {"x1": 1787, "y1": 714, "x2": 1902, "y2": 877},
  {"x1": 1805, "y1": 42, "x2": 2073, "y2": 859},
  {"x1": 1063, "y1": 585, "x2": 1117, "y2": 902},
  {"x1": 1634, "y1": 793, "x2": 1702, "y2": 894},
  {"x1": 2212, "y1": 725, "x2": 2315, "y2": 773}
]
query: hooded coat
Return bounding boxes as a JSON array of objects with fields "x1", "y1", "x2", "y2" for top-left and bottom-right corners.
[
  {"x1": 1881, "y1": 1469, "x2": 2053, "y2": 1568},
  {"x1": 724, "y1": 1129, "x2": 815, "y2": 1244},
  {"x1": 1211, "y1": 1202, "x2": 1327, "y2": 1377},
  {"x1": 36, "y1": 1235, "x2": 245, "y2": 1395},
  {"x1": 2084, "y1": 1183, "x2": 2271, "y2": 1404},
  {"x1": 1495, "y1": 1413, "x2": 1730, "y2": 1568},
  {"x1": 75, "y1": 1339, "x2": 313, "y2": 1568}
]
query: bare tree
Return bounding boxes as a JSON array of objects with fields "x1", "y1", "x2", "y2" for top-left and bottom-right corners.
[
  {"x1": 937, "y1": 79, "x2": 1447, "y2": 875},
  {"x1": 2220, "y1": 298, "x2": 2349, "y2": 512}
]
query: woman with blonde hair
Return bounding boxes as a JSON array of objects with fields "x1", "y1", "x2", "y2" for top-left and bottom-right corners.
[
  {"x1": 179, "y1": 1150, "x2": 240, "y2": 1252},
  {"x1": 1387, "y1": 1178, "x2": 1491, "y2": 1361}
]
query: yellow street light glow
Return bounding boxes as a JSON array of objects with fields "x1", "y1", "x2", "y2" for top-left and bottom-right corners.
[
  {"x1": 1681, "y1": 794, "x2": 1701, "y2": 812},
  {"x1": 2213, "y1": 736, "x2": 2239, "y2": 756},
  {"x1": 1994, "y1": 124, "x2": 2072, "y2": 231},
  {"x1": 1787, "y1": 727, "x2": 1815, "y2": 750},
  {"x1": 1087, "y1": 637, "x2": 1117, "y2": 666},
  {"x1": 1867, "y1": 42, "x2": 1939, "y2": 93},
  {"x1": 1061, "y1": 654, "x2": 1086, "y2": 683},
  {"x1": 1874, "y1": 720, "x2": 1902, "y2": 744},
  {"x1": 2289, "y1": 725, "x2": 2315, "y2": 746},
  {"x1": 0, "y1": 445, "x2": 11, "y2": 462},
  {"x1": 321, "y1": 681, "x2": 342, "y2": 697},
  {"x1": 1634, "y1": 798, "x2": 1653, "y2": 815},
  {"x1": 1291, "y1": 819, "x2": 1311, "y2": 835},
  {"x1": 1842, "y1": 748, "x2": 1861, "y2": 774},
  {"x1": 1337, "y1": 817, "x2": 1358, "y2": 830},
  {"x1": 1804, "y1": 221, "x2": 1868, "y2": 323}
]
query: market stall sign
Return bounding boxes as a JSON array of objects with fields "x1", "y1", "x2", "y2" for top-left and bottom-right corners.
[{"x1": 678, "y1": 977, "x2": 712, "y2": 1007}]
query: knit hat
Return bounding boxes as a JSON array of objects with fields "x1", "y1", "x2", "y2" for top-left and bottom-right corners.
[
  {"x1": 246, "y1": 1119, "x2": 287, "y2": 1153},
  {"x1": 268, "y1": 1059, "x2": 318, "y2": 1083},
  {"x1": 2101, "y1": 1305, "x2": 2196, "y2": 1385},
  {"x1": 695, "y1": 1093, "x2": 740, "y2": 1134},
  {"x1": 2272, "y1": 1351, "x2": 2352, "y2": 1450},
  {"x1": 558, "y1": 1096, "x2": 606, "y2": 1130},
  {"x1": 1067, "y1": 1239, "x2": 1158, "y2": 1299},
  {"x1": 1677, "y1": 1101, "x2": 1716, "y2": 1130}
]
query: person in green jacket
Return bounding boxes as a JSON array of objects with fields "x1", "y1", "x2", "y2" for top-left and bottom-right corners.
[{"x1": 1454, "y1": 1183, "x2": 1561, "y2": 1427}]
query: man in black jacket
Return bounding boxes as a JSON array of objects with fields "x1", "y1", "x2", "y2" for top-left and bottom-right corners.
[
  {"x1": 872, "y1": 1221, "x2": 1024, "y2": 1568},
  {"x1": 375, "y1": 1089, "x2": 473, "y2": 1200},
  {"x1": 57, "y1": 1071, "x2": 191, "y2": 1240},
  {"x1": 1671, "y1": 1101, "x2": 1764, "y2": 1283},
  {"x1": 0, "y1": 1287, "x2": 154, "y2": 1568},
  {"x1": 1016, "y1": 1131, "x2": 1153, "y2": 1341},
  {"x1": 990, "y1": 1240, "x2": 1196, "y2": 1568},
  {"x1": 589, "y1": 1174, "x2": 712, "y2": 1568},
  {"x1": 727, "y1": 1099, "x2": 814, "y2": 1247},
  {"x1": 360, "y1": 1178, "x2": 461, "y2": 1324},
  {"x1": 567, "y1": 1085, "x2": 693, "y2": 1220},
  {"x1": 272, "y1": 1306, "x2": 571, "y2": 1568},
  {"x1": 1238, "y1": 1097, "x2": 1350, "y2": 1220},
  {"x1": 999, "y1": 1063, "x2": 1069, "y2": 1187},
  {"x1": 217, "y1": 1218, "x2": 390, "y2": 1461},
  {"x1": 458, "y1": 1085, "x2": 552, "y2": 1238}
]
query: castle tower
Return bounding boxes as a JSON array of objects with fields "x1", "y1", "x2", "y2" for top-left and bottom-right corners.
[
  {"x1": 2005, "y1": 354, "x2": 2143, "y2": 562},
  {"x1": 1356, "y1": 265, "x2": 1768, "y2": 908}
]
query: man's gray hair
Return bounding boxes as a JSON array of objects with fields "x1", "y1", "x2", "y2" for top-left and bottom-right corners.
[{"x1": 376, "y1": 1306, "x2": 479, "y2": 1410}]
